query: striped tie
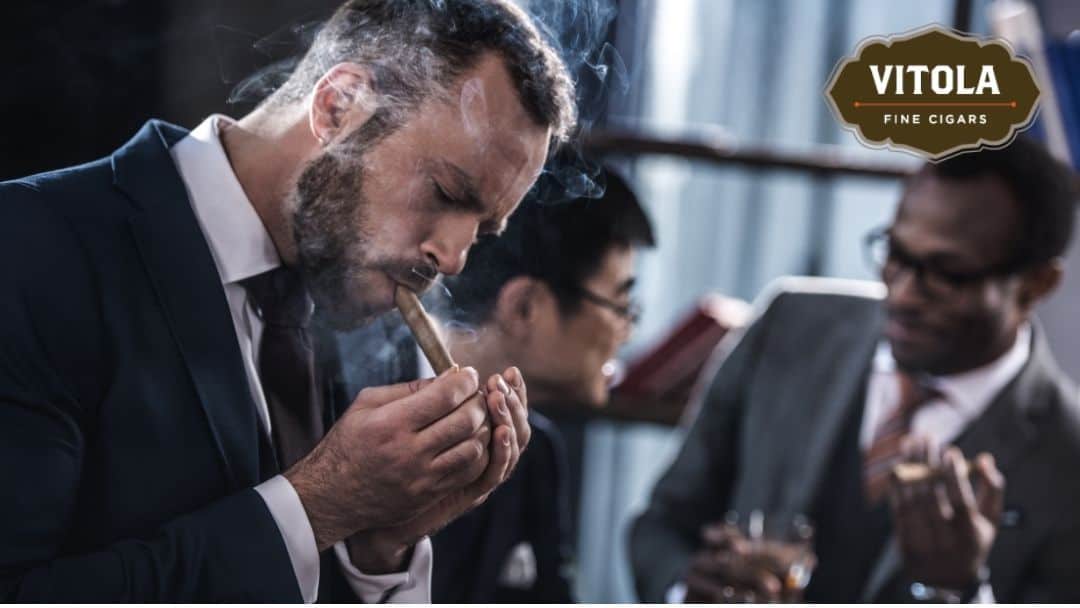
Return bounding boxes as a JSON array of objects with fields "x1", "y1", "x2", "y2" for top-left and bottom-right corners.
[{"x1": 863, "y1": 371, "x2": 941, "y2": 504}]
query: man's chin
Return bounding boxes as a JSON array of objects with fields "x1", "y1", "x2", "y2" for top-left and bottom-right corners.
[
  {"x1": 890, "y1": 341, "x2": 954, "y2": 376},
  {"x1": 309, "y1": 271, "x2": 399, "y2": 331}
]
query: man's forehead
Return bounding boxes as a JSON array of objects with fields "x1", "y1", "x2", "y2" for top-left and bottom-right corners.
[
  {"x1": 900, "y1": 173, "x2": 1019, "y2": 234},
  {"x1": 895, "y1": 175, "x2": 1021, "y2": 265}
]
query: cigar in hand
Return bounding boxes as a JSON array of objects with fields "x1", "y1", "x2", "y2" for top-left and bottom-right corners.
[
  {"x1": 394, "y1": 284, "x2": 456, "y2": 375},
  {"x1": 892, "y1": 459, "x2": 972, "y2": 483}
]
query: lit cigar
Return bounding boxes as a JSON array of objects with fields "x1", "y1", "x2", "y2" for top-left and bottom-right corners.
[
  {"x1": 394, "y1": 284, "x2": 456, "y2": 375},
  {"x1": 893, "y1": 459, "x2": 972, "y2": 483}
]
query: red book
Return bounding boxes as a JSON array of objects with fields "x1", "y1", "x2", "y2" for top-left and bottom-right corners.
[{"x1": 615, "y1": 294, "x2": 751, "y2": 409}]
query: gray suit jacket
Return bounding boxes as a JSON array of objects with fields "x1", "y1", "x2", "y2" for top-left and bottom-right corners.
[{"x1": 629, "y1": 277, "x2": 1080, "y2": 602}]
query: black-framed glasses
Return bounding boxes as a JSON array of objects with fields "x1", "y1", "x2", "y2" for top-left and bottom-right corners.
[
  {"x1": 863, "y1": 226, "x2": 1026, "y2": 295},
  {"x1": 571, "y1": 285, "x2": 642, "y2": 324}
]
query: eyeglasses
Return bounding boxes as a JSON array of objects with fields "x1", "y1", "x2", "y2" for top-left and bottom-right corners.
[
  {"x1": 863, "y1": 226, "x2": 1025, "y2": 295},
  {"x1": 571, "y1": 285, "x2": 642, "y2": 324}
]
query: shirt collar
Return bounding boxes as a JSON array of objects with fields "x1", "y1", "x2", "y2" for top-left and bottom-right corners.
[
  {"x1": 874, "y1": 323, "x2": 1032, "y2": 417},
  {"x1": 170, "y1": 114, "x2": 281, "y2": 285}
]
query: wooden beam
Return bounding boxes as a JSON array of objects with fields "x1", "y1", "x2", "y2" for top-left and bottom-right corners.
[{"x1": 585, "y1": 129, "x2": 916, "y2": 179}]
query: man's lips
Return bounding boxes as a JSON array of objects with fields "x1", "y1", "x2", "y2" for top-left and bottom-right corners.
[
  {"x1": 885, "y1": 315, "x2": 934, "y2": 344},
  {"x1": 390, "y1": 273, "x2": 433, "y2": 295}
]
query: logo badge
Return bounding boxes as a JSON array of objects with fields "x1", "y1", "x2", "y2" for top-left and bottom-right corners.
[{"x1": 826, "y1": 24, "x2": 1040, "y2": 160}]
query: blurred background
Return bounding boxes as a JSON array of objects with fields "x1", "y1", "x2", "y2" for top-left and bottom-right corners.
[{"x1": 3, "y1": 0, "x2": 1079, "y2": 601}]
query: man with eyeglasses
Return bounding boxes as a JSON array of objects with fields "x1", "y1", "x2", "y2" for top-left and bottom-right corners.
[
  {"x1": 389, "y1": 165, "x2": 653, "y2": 602},
  {"x1": 631, "y1": 136, "x2": 1080, "y2": 603}
]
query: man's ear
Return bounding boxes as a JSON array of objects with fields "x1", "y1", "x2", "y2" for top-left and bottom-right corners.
[
  {"x1": 492, "y1": 276, "x2": 554, "y2": 338},
  {"x1": 1017, "y1": 259, "x2": 1064, "y2": 311},
  {"x1": 308, "y1": 62, "x2": 377, "y2": 146}
]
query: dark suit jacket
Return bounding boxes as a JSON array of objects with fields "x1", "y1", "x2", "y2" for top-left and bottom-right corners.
[
  {"x1": 432, "y1": 411, "x2": 574, "y2": 603},
  {"x1": 630, "y1": 277, "x2": 1080, "y2": 602},
  {"x1": 0, "y1": 120, "x2": 364, "y2": 601}
]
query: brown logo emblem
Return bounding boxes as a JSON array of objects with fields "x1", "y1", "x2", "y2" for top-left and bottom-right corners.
[{"x1": 825, "y1": 24, "x2": 1040, "y2": 160}]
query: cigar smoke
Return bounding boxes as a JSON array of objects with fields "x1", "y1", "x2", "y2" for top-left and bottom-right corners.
[
  {"x1": 524, "y1": 0, "x2": 627, "y2": 204},
  {"x1": 217, "y1": 20, "x2": 322, "y2": 105},
  {"x1": 222, "y1": 0, "x2": 624, "y2": 204}
]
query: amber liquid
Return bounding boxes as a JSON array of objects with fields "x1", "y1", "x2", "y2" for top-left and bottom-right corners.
[{"x1": 743, "y1": 539, "x2": 816, "y2": 599}]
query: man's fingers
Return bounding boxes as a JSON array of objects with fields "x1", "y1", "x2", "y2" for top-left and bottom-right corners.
[
  {"x1": 736, "y1": 564, "x2": 782, "y2": 601},
  {"x1": 417, "y1": 392, "x2": 487, "y2": 455},
  {"x1": 890, "y1": 472, "x2": 930, "y2": 558},
  {"x1": 942, "y1": 448, "x2": 977, "y2": 517},
  {"x1": 504, "y1": 366, "x2": 527, "y2": 409},
  {"x1": 351, "y1": 377, "x2": 436, "y2": 410},
  {"x1": 685, "y1": 570, "x2": 731, "y2": 603},
  {"x1": 972, "y1": 452, "x2": 1006, "y2": 523},
  {"x1": 891, "y1": 479, "x2": 931, "y2": 563},
  {"x1": 395, "y1": 367, "x2": 479, "y2": 430},
  {"x1": 501, "y1": 368, "x2": 531, "y2": 453},
  {"x1": 702, "y1": 522, "x2": 741, "y2": 549},
  {"x1": 467, "y1": 423, "x2": 513, "y2": 497},
  {"x1": 913, "y1": 476, "x2": 948, "y2": 553},
  {"x1": 485, "y1": 386, "x2": 519, "y2": 481},
  {"x1": 687, "y1": 551, "x2": 747, "y2": 603},
  {"x1": 429, "y1": 426, "x2": 491, "y2": 492}
]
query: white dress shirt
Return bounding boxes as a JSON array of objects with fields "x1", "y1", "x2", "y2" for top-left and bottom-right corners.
[
  {"x1": 860, "y1": 324, "x2": 1031, "y2": 451},
  {"x1": 170, "y1": 114, "x2": 432, "y2": 603}
]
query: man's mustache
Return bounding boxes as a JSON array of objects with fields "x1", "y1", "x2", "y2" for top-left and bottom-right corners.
[{"x1": 381, "y1": 260, "x2": 439, "y2": 293}]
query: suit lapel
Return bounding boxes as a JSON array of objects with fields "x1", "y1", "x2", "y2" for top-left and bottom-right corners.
[
  {"x1": 783, "y1": 302, "x2": 882, "y2": 514},
  {"x1": 113, "y1": 120, "x2": 261, "y2": 489},
  {"x1": 860, "y1": 322, "x2": 1050, "y2": 601}
]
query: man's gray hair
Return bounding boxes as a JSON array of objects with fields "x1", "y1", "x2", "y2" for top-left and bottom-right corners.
[{"x1": 267, "y1": 0, "x2": 576, "y2": 147}]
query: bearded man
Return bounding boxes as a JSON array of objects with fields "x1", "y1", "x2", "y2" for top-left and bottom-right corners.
[{"x1": 0, "y1": 0, "x2": 575, "y2": 601}]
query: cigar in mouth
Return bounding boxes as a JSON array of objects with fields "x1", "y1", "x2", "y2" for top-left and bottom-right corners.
[
  {"x1": 892, "y1": 459, "x2": 972, "y2": 484},
  {"x1": 394, "y1": 284, "x2": 456, "y2": 375}
]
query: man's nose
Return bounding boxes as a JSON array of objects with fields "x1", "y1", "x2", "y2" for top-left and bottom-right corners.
[
  {"x1": 886, "y1": 266, "x2": 924, "y2": 304},
  {"x1": 420, "y1": 231, "x2": 472, "y2": 276}
]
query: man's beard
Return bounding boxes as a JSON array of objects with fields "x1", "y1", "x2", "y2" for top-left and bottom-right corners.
[{"x1": 290, "y1": 127, "x2": 432, "y2": 331}]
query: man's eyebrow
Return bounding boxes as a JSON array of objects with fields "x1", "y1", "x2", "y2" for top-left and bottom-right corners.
[{"x1": 893, "y1": 236, "x2": 982, "y2": 270}]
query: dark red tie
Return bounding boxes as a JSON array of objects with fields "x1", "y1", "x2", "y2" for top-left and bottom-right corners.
[
  {"x1": 863, "y1": 371, "x2": 942, "y2": 503},
  {"x1": 242, "y1": 267, "x2": 324, "y2": 471}
]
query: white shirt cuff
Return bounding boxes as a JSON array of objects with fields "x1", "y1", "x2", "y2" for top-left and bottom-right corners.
[
  {"x1": 333, "y1": 537, "x2": 433, "y2": 603},
  {"x1": 974, "y1": 582, "x2": 995, "y2": 603},
  {"x1": 254, "y1": 475, "x2": 320, "y2": 603},
  {"x1": 667, "y1": 582, "x2": 687, "y2": 603}
]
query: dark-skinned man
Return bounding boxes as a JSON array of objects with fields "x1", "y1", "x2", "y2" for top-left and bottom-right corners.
[{"x1": 630, "y1": 137, "x2": 1080, "y2": 603}]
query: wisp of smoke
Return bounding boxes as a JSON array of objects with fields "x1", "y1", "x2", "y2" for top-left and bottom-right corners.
[
  {"x1": 222, "y1": 0, "x2": 626, "y2": 202},
  {"x1": 519, "y1": 0, "x2": 626, "y2": 205},
  {"x1": 220, "y1": 20, "x2": 323, "y2": 105}
]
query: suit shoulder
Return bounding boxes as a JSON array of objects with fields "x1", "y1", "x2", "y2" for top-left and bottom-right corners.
[
  {"x1": 3, "y1": 157, "x2": 114, "y2": 196},
  {"x1": 758, "y1": 275, "x2": 885, "y2": 308},
  {"x1": 738, "y1": 276, "x2": 883, "y2": 332},
  {"x1": 1, "y1": 158, "x2": 124, "y2": 222},
  {"x1": 1032, "y1": 377, "x2": 1080, "y2": 456},
  {"x1": 0, "y1": 167, "x2": 111, "y2": 265}
]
